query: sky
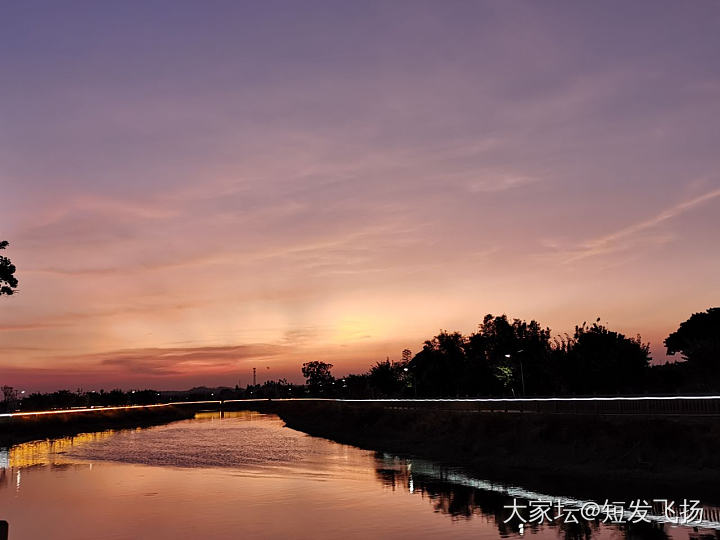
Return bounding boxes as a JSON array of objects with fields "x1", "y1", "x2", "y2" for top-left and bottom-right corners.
[{"x1": 1, "y1": 1, "x2": 719, "y2": 391}]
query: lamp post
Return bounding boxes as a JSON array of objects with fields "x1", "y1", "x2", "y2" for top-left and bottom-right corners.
[
  {"x1": 403, "y1": 367, "x2": 417, "y2": 398},
  {"x1": 505, "y1": 350, "x2": 526, "y2": 396}
]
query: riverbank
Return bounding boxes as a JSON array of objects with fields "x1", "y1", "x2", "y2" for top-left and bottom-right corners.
[
  {"x1": 239, "y1": 400, "x2": 720, "y2": 501},
  {"x1": 0, "y1": 405, "x2": 196, "y2": 446}
]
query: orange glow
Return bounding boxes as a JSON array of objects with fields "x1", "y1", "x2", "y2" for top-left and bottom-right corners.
[{"x1": 2, "y1": 2, "x2": 719, "y2": 391}]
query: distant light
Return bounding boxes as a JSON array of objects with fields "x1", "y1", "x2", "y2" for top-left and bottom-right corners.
[
  {"x1": 403, "y1": 368, "x2": 409, "y2": 372},
  {"x1": 505, "y1": 354, "x2": 511, "y2": 358},
  {"x1": 20, "y1": 390, "x2": 25, "y2": 394}
]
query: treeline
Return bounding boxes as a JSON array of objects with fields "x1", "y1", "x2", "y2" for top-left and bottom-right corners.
[
  {"x1": 3, "y1": 388, "x2": 165, "y2": 413},
  {"x1": 4, "y1": 308, "x2": 719, "y2": 410},
  {"x1": 256, "y1": 308, "x2": 720, "y2": 399},
  {"x1": 3, "y1": 387, "x2": 246, "y2": 413}
]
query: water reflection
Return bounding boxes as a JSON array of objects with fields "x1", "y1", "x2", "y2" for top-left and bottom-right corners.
[
  {"x1": 1, "y1": 430, "x2": 114, "y2": 469},
  {"x1": 0, "y1": 412, "x2": 718, "y2": 540},
  {"x1": 0, "y1": 430, "x2": 117, "y2": 496},
  {"x1": 374, "y1": 454, "x2": 719, "y2": 540}
]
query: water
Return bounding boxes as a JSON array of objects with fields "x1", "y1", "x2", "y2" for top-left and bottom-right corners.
[{"x1": 0, "y1": 411, "x2": 716, "y2": 539}]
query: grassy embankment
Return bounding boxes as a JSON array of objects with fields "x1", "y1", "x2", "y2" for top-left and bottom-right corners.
[
  {"x1": 238, "y1": 400, "x2": 720, "y2": 501},
  {"x1": 0, "y1": 405, "x2": 196, "y2": 446}
]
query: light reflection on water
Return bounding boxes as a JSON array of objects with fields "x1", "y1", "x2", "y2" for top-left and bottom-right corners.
[{"x1": 0, "y1": 411, "x2": 717, "y2": 540}]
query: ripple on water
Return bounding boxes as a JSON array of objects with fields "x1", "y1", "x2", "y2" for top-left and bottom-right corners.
[{"x1": 64, "y1": 412, "x2": 316, "y2": 470}]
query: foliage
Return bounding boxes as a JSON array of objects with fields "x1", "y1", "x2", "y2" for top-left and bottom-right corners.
[
  {"x1": 11, "y1": 310, "x2": 720, "y2": 408},
  {"x1": 466, "y1": 314, "x2": 554, "y2": 396},
  {"x1": 15, "y1": 388, "x2": 162, "y2": 412},
  {"x1": 368, "y1": 358, "x2": 407, "y2": 397},
  {"x1": 245, "y1": 378, "x2": 305, "y2": 399},
  {"x1": 665, "y1": 307, "x2": 720, "y2": 366},
  {"x1": 558, "y1": 319, "x2": 650, "y2": 394},
  {"x1": 409, "y1": 331, "x2": 466, "y2": 397},
  {"x1": 391, "y1": 314, "x2": 654, "y2": 397},
  {"x1": 302, "y1": 361, "x2": 335, "y2": 395},
  {"x1": 0, "y1": 240, "x2": 18, "y2": 296}
]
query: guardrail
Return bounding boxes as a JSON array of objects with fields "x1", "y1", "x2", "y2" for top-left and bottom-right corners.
[
  {"x1": 334, "y1": 396, "x2": 720, "y2": 415},
  {"x1": 0, "y1": 400, "x2": 222, "y2": 422}
]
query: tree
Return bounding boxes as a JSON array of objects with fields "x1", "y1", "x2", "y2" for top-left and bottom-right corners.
[
  {"x1": 301, "y1": 361, "x2": 335, "y2": 395},
  {"x1": 0, "y1": 240, "x2": 18, "y2": 296},
  {"x1": 665, "y1": 308, "x2": 720, "y2": 367},
  {"x1": 561, "y1": 319, "x2": 650, "y2": 394},
  {"x1": 408, "y1": 331, "x2": 466, "y2": 397},
  {"x1": 1, "y1": 385, "x2": 19, "y2": 412},
  {"x1": 368, "y1": 358, "x2": 406, "y2": 397},
  {"x1": 342, "y1": 373, "x2": 371, "y2": 398},
  {"x1": 466, "y1": 314, "x2": 554, "y2": 396},
  {"x1": 1, "y1": 385, "x2": 18, "y2": 402}
]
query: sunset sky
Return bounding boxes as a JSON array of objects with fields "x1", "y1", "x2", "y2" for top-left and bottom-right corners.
[{"x1": 2, "y1": 1, "x2": 719, "y2": 391}]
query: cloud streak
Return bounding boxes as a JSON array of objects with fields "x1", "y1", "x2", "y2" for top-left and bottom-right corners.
[
  {"x1": 90, "y1": 344, "x2": 286, "y2": 376},
  {"x1": 564, "y1": 185, "x2": 720, "y2": 263},
  {"x1": 2, "y1": 2, "x2": 720, "y2": 389}
]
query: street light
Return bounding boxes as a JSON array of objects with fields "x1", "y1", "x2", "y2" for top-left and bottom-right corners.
[
  {"x1": 403, "y1": 367, "x2": 417, "y2": 397},
  {"x1": 505, "y1": 350, "x2": 526, "y2": 396}
]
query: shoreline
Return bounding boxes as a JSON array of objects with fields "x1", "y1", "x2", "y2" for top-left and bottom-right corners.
[
  {"x1": 4, "y1": 399, "x2": 720, "y2": 504},
  {"x1": 236, "y1": 400, "x2": 720, "y2": 503},
  {"x1": 0, "y1": 405, "x2": 196, "y2": 447}
]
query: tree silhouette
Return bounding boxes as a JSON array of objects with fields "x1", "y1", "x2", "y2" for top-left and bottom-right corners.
[
  {"x1": 368, "y1": 358, "x2": 406, "y2": 397},
  {"x1": 402, "y1": 315, "x2": 656, "y2": 397},
  {"x1": 0, "y1": 240, "x2": 18, "y2": 296},
  {"x1": 301, "y1": 361, "x2": 335, "y2": 395},
  {"x1": 561, "y1": 318, "x2": 650, "y2": 394},
  {"x1": 466, "y1": 314, "x2": 553, "y2": 396},
  {"x1": 409, "y1": 331, "x2": 466, "y2": 397},
  {"x1": 665, "y1": 307, "x2": 720, "y2": 367}
]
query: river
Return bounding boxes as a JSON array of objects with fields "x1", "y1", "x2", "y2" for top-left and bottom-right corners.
[{"x1": 0, "y1": 411, "x2": 716, "y2": 539}]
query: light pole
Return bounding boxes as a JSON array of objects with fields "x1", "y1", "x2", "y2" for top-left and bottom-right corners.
[
  {"x1": 505, "y1": 350, "x2": 526, "y2": 396},
  {"x1": 403, "y1": 367, "x2": 417, "y2": 398}
]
